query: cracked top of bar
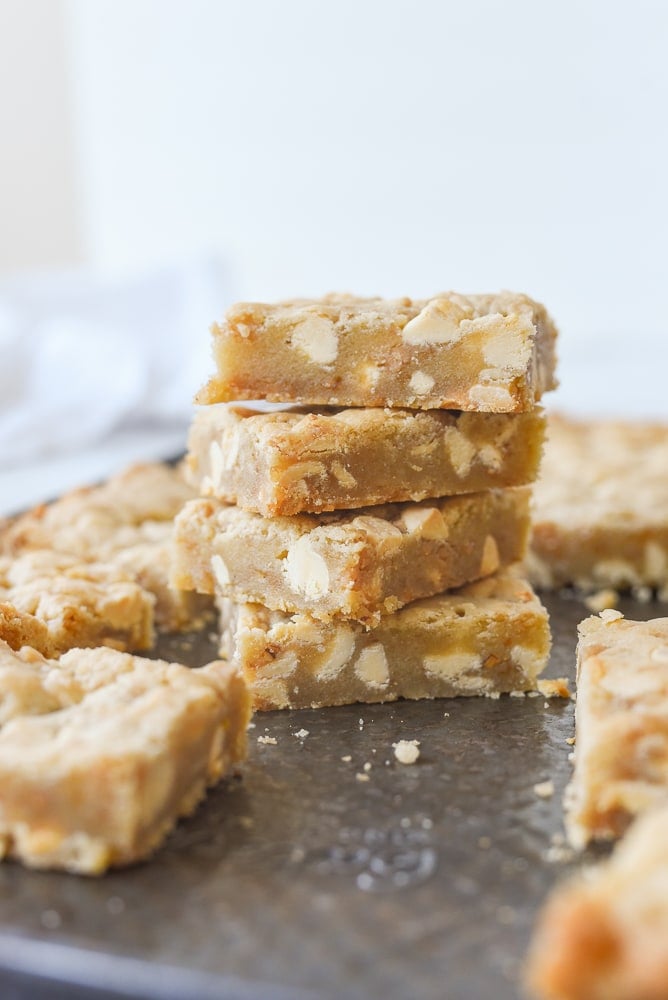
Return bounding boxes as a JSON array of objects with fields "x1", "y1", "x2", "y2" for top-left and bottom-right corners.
[{"x1": 197, "y1": 291, "x2": 558, "y2": 412}]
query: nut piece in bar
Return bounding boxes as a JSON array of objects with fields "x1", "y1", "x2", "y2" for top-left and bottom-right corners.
[
  {"x1": 526, "y1": 803, "x2": 668, "y2": 1000},
  {"x1": 1, "y1": 463, "x2": 208, "y2": 631},
  {"x1": 197, "y1": 292, "x2": 558, "y2": 412},
  {"x1": 565, "y1": 613, "x2": 668, "y2": 849},
  {"x1": 528, "y1": 415, "x2": 668, "y2": 596},
  {"x1": 219, "y1": 572, "x2": 551, "y2": 710},
  {"x1": 186, "y1": 404, "x2": 546, "y2": 516},
  {"x1": 0, "y1": 640, "x2": 251, "y2": 874},
  {"x1": 172, "y1": 488, "x2": 531, "y2": 624},
  {"x1": 0, "y1": 550, "x2": 154, "y2": 656}
]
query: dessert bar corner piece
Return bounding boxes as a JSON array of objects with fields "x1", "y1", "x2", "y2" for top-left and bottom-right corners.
[
  {"x1": 525, "y1": 803, "x2": 668, "y2": 1000},
  {"x1": 220, "y1": 571, "x2": 551, "y2": 710},
  {"x1": 186, "y1": 404, "x2": 547, "y2": 516},
  {"x1": 0, "y1": 641, "x2": 251, "y2": 874},
  {"x1": 172, "y1": 487, "x2": 531, "y2": 624},
  {"x1": 0, "y1": 550, "x2": 155, "y2": 657},
  {"x1": 197, "y1": 291, "x2": 558, "y2": 412},
  {"x1": 0, "y1": 462, "x2": 207, "y2": 632},
  {"x1": 528, "y1": 414, "x2": 668, "y2": 594},
  {"x1": 565, "y1": 612, "x2": 668, "y2": 849}
]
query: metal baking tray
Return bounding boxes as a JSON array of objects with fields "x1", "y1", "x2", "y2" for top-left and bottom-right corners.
[{"x1": 0, "y1": 592, "x2": 660, "y2": 1000}]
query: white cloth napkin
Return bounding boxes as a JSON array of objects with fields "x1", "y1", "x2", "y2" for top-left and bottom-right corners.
[{"x1": 0, "y1": 257, "x2": 229, "y2": 468}]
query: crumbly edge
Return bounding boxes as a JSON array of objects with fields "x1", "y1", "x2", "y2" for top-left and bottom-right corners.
[{"x1": 0, "y1": 652, "x2": 251, "y2": 873}]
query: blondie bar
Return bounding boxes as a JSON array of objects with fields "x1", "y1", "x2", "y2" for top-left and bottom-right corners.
[
  {"x1": 526, "y1": 803, "x2": 668, "y2": 1000},
  {"x1": 186, "y1": 404, "x2": 546, "y2": 515},
  {"x1": 528, "y1": 415, "x2": 668, "y2": 594},
  {"x1": 172, "y1": 488, "x2": 530, "y2": 624},
  {"x1": 565, "y1": 613, "x2": 668, "y2": 849},
  {"x1": 0, "y1": 640, "x2": 250, "y2": 873},
  {"x1": 1, "y1": 463, "x2": 207, "y2": 630},
  {"x1": 0, "y1": 551, "x2": 154, "y2": 656},
  {"x1": 197, "y1": 292, "x2": 558, "y2": 412},
  {"x1": 219, "y1": 572, "x2": 551, "y2": 710}
]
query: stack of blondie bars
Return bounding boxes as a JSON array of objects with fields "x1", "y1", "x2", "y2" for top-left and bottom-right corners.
[{"x1": 173, "y1": 292, "x2": 559, "y2": 710}]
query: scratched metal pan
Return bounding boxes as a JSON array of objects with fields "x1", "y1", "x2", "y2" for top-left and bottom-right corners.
[{"x1": 0, "y1": 592, "x2": 660, "y2": 1000}]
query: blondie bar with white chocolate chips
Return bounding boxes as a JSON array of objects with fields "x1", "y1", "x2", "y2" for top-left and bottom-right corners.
[
  {"x1": 0, "y1": 640, "x2": 250, "y2": 874},
  {"x1": 528, "y1": 415, "x2": 668, "y2": 594},
  {"x1": 219, "y1": 572, "x2": 551, "y2": 710},
  {"x1": 526, "y1": 803, "x2": 668, "y2": 1000},
  {"x1": 186, "y1": 404, "x2": 546, "y2": 516},
  {"x1": 172, "y1": 488, "x2": 531, "y2": 624},
  {"x1": 565, "y1": 613, "x2": 668, "y2": 849},
  {"x1": 197, "y1": 292, "x2": 558, "y2": 412}
]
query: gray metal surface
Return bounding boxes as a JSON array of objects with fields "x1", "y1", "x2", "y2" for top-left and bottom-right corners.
[{"x1": 0, "y1": 593, "x2": 661, "y2": 1000}]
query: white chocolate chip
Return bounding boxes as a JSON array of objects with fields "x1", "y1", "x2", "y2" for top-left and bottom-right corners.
[
  {"x1": 331, "y1": 462, "x2": 357, "y2": 488},
  {"x1": 467, "y1": 384, "x2": 515, "y2": 410},
  {"x1": 400, "y1": 506, "x2": 449, "y2": 539},
  {"x1": 533, "y1": 780, "x2": 554, "y2": 799},
  {"x1": 650, "y1": 645, "x2": 668, "y2": 663},
  {"x1": 290, "y1": 315, "x2": 339, "y2": 364},
  {"x1": 354, "y1": 644, "x2": 390, "y2": 688},
  {"x1": 444, "y1": 427, "x2": 476, "y2": 478},
  {"x1": 212, "y1": 553, "x2": 231, "y2": 586},
  {"x1": 400, "y1": 299, "x2": 467, "y2": 346},
  {"x1": 285, "y1": 536, "x2": 330, "y2": 598},
  {"x1": 408, "y1": 371, "x2": 435, "y2": 395},
  {"x1": 511, "y1": 645, "x2": 539, "y2": 674},
  {"x1": 469, "y1": 385, "x2": 513, "y2": 413},
  {"x1": 255, "y1": 677, "x2": 290, "y2": 708},
  {"x1": 281, "y1": 461, "x2": 325, "y2": 486},
  {"x1": 478, "y1": 443, "x2": 503, "y2": 472},
  {"x1": 359, "y1": 363, "x2": 381, "y2": 388},
  {"x1": 480, "y1": 535, "x2": 500, "y2": 576},
  {"x1": 209, "y1": 440, "x2": 225, "y2": 488},
  {"x1": 256, "y1": 651, "x2": 298, "y2": 680},
  {"x1": 316, "y1": 628, "x2": 355, "y2": 680},
  {"x1": 220, "y1": 428, "x2": 241, "y2": 471},
  {"x1": 423, "y1": 652, "x2": 483, "y2": 678},
  {"x1": 480, "y1": 319, "x2": 532, "y2": 371}
]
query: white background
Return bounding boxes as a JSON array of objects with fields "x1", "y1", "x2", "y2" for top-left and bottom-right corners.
[{"x1": 0, "y1": 0, "x2": 667, "y2": 509}]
